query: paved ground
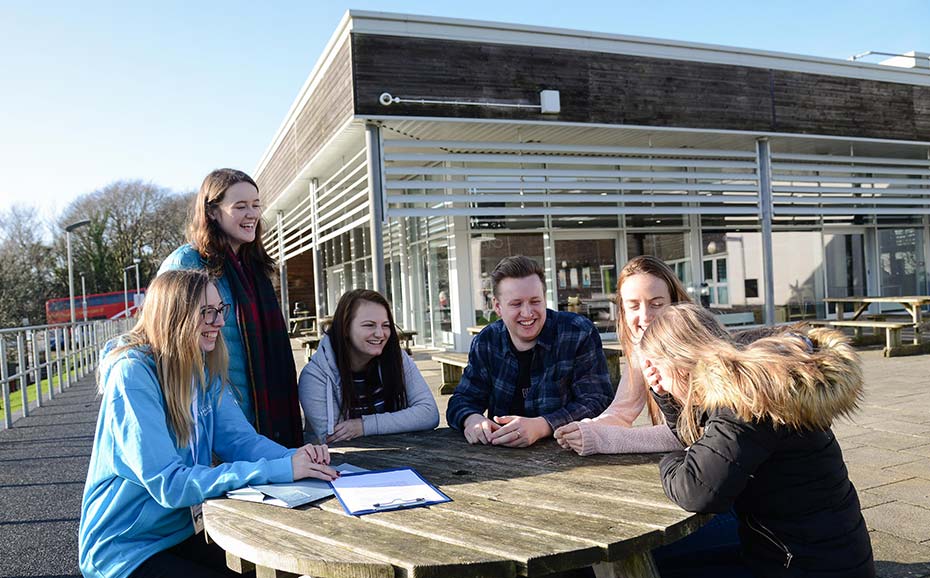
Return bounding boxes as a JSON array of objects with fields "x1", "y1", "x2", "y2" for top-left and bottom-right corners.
[{"x1": 1, "y1": 345, "x2": 928, "y2": 577}]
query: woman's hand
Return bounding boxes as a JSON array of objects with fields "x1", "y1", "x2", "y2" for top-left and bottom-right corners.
[
  {"x1": 291, "y1": 444, "x2": 338, "y2": 481},
  {"x1": 554, "y1": 422, "x2": 584, "y2": 453},
  {"x1": 325, "y1": 418, "x2": 364, "y2": 444},
  {"x1": 641, "y1": 358, "x2": 668, "y2": 394}
]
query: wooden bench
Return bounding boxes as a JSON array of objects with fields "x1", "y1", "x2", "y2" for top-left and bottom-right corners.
[
  {"x1": 431, "y1": 352, "x2": 468, "y2": 395},
  {"x1": 817, "y1": 320, "x2": 922, "y2": 357}
]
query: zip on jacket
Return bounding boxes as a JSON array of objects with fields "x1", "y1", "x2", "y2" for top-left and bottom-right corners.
[{"x1": 746, "y1": 514, "x2": 794, "y2": 569}]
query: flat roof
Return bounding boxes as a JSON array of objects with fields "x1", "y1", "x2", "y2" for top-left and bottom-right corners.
[{"x1": 255, "y1": 9, "x2": 929, "y2": 181}]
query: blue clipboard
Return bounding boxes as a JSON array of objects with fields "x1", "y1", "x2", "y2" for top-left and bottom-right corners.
[{"x1": 329, "y1": 467, "x2": 451, "y2": 516}]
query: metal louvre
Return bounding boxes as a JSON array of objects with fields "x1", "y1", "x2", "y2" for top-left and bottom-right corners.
[
  {"x1": 771, "y1": 152, "x2": 930, "y2": 216},
  {"x1": 266, "y1": 147, "x2": 369, "y2": 261},
  {"x1": 382, "y1": 139, "x2": 761, "y2": 218}
]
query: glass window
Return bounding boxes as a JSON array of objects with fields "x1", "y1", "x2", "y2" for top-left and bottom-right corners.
[{"x1": 470, "y1": 234, "x2": 545, "y2": 325}]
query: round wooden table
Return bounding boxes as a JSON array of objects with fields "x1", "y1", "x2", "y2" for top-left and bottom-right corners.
[{"x1": 204, "y1": 428, "x2": 708, "y2": 578}]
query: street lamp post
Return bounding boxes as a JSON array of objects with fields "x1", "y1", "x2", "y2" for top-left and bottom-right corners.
[
  {"x1": 123, "y1": 261, "x2": 140, "y2": 317},
  {"x1": 65, "y1": 220, "x2": 91, "y2": 325},
  {"x1": 133, "y1": 258, "x2": 141, "y2": 309},
  {"x1": 80, "y1": 273, "x2": 88, "y2": 322}
]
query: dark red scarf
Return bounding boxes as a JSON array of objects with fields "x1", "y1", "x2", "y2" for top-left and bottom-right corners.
[{"x1": 224, "y1": 249, "x2": 302, "y2": 447}]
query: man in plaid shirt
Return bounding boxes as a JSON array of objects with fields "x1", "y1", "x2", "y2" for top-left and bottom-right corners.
[{"x1": 447, "y1": 256, "x2": 613, "y2": 447}]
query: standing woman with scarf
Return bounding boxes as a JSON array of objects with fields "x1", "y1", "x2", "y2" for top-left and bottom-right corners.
[{"x1": 159, "y1": 168, "x2": 302, "y2": 448}]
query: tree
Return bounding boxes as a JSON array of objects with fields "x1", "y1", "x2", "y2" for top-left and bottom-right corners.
[
  {"x1": 0, "y1": 206, "x2": 62, "y2": 327},
  {"x1": 56, "y1": 180, "x2": 193, "y2": 297}
]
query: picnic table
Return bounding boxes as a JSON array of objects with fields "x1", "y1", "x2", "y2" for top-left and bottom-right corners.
[
  {"x1": 820, "y1": 296, "x2": 930, "y2": 356},
  {"x1": 203, "y1": 428, "x2": 707, "y2": 578}
]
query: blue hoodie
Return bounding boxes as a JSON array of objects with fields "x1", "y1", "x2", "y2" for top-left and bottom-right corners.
[
  {"x1": 158, "y1": 244, "x2": 254, "y2": 423},
  {"x1": 78, "y1": 343, "x2": 296, "y2": 578}
]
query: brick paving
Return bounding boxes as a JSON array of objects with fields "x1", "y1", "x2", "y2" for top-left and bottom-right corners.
[{"x1": 0, "y1": 346, "x2": 927, "y2": 577}]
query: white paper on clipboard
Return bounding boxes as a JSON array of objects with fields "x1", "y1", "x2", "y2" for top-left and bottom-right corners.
[{"x1": 330, "y1": 467, "x2": 450, "y2": 515}]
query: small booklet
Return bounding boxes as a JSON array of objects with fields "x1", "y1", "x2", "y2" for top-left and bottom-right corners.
[
  {"x1": 330, "y1": 467, "x2": 451, "y2": 516},
  {"x1": 226, "y1": 463, "x2": 366, "y2": 508}
]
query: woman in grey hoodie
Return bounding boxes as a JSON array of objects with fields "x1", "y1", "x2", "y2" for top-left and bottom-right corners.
[{"x1": 298, "y1": 290, "x2": 439, "y2": 444}]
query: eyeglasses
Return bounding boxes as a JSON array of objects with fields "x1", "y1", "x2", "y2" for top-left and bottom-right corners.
[{"x1": 200, "y1": 303, "x2": 231, "y2": 325}]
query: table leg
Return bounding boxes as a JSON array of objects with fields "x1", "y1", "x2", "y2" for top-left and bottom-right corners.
[
  {"x1": 256, "y1": 566, "x2": 300, "y2": 578},
  {"x1": 905, "y1": 304, "x2": 920, "y2": 345},
  {"x1": 592, "y1": 551, "x2": 660, "y2": 578},
  {"x1": 226, "y1": 551, "x2": 255, "y2": 574}
]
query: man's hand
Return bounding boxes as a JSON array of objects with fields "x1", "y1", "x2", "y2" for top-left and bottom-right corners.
[
  {"x1": 489, "y1": 415, "x2": 552, "y2": 448},
  {"x1": 325, "y1": 418, "x2": 364, "y2": 444},
  {"x1": 553, "y1": 421, "x2": 584, "y2": 453},
  {"x1": 463, "y1": 413, "x2": 500, "y2": 445}
]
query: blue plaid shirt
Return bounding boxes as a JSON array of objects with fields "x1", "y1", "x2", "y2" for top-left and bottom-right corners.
[{"x1": 446, "y1": 309, "x2": 613, "y2": 432}]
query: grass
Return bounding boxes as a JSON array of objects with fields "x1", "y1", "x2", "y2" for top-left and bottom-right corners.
[{"x1": 0, "y1": 365, "x2": 80, "y2": 422}]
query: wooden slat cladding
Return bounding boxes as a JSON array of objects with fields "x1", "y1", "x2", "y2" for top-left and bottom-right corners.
[
  {"x1": 352, "y1": 33, "x2": 930, "y2": 141},
  {"x1": 257, "y1": 40, "x2": 354, "y2": 206}
]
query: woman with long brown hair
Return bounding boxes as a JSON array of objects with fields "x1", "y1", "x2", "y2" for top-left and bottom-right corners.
[
  {"x1": 554, "y1": 255, "x2": 691, "y2": 455},
  {"x1": 159, "y1": 168, "x2": 301, "y2": 448},
  {"x1": 639, "y1": 303, "x2": 873, "y2": 577},
  {"x1": 79, "y1": 270, "x2": 336, "y2": 578},
  {"x1": 298, "y1": 289, "x2": 439, "y2": 444}
]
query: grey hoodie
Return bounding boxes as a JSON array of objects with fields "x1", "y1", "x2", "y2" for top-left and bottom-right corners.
[{"x1": 297, "y1": 334, "x2": 439, "y2": 444}]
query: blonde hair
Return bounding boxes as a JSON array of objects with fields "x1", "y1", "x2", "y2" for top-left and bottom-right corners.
[
  {"x1": 615, "y1": 256, "x2": 692, "y2": 425},
  {"x1": 640, "y1": 303, "x2": 862, "y2": 446},
  {"x1": 100, "y1": 270, "x2": 229, "y2": 447}
]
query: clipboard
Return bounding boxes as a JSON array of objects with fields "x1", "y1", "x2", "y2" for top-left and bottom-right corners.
[{"x1": 329, "y1": 467, "x2": 451, "y2": 516}]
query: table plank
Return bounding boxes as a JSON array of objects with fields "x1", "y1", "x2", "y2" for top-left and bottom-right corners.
[
  {"x1": 206, "y1": 498, "x2": 514, "y2": 578},
  {"x1": 317, "y1": 494, "x2": 604, "y2": 576},
  {"x1": 205, "y1": 500, "x2": 393, "y2": 578}
]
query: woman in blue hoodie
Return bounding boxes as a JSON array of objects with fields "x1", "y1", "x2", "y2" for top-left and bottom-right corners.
[{"x1": 79, "y1": 270, "x2": 338, "y2": 578}]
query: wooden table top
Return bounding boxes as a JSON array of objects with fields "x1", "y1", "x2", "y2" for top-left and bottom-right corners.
[
  {"x1": 204, "y1": 428, "x2": 706, "y2": 578},
  {"x1": 824, "y1": 296, "x2": 930, "y2": 304}
]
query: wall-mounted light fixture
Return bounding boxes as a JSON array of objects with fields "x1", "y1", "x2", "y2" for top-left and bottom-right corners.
[{"x1": 379, "y1": 89, "x2": 560, "y2": 114}]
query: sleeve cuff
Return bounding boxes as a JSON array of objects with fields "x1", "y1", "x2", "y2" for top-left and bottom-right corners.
[{"x1": 267, "y1": 455, "x2": 296, "y2": 484}]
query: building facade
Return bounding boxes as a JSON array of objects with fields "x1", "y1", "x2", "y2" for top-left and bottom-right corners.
[{"x1": 257, "y1": 11, "x2": 930, "y2": 351}]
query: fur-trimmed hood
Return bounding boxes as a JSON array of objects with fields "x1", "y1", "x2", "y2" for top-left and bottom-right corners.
[{"x1": 699, "y1": 326, "x2": 864, "y2": 430}]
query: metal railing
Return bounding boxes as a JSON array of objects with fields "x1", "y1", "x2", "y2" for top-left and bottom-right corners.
[{"x1": 0, "y1": 318, "x2": 134, "y2": 429}]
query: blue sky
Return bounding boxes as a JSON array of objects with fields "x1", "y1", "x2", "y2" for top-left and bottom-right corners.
[{"x1": 2, "y1": 0, "x2": 928, "y2": 224}]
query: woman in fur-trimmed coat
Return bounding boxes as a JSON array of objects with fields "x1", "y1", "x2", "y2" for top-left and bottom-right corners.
[{"x1": 639, "y1": 303, "x2": 874, "y2": 578}]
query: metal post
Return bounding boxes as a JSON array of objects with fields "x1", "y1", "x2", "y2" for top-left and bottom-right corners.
[
  {"x1": 16, "y1": 333, "x2": 28, "y2": 418},
  {"x1": 30, "y1": 330, "x2": 42, "y2": 407},
  {"x1": 1, "y1": 336, "x2": 11, "y2": 429},
  {"x1": 54, "y1": 327, "x2": 63, "y2": 394},
  {"x1": 365, "y1": 123, "x2": 386, "y2": 294},
  {"x1": 43, "y1": 328, "x2": 53, "y2": 400},
  {"x1": 81, "y1": 274, "x2": 88, "y2": 322},
  {"x1": 134, "y1": 260, "x2": 141, "y2": 310},
  {"x1": 756, "y1": 138, "x2": 776, "y2": 326},
  {"x1": 310, "y1": 179, "x2": 326, "y2": 330},
  {"x1": 63, "y1": 327, "x2": 72, "y2": 389},
  {"x1": 67, "y1": 232, "x2": 76, "y2": 325},
  {"x1": 123, "y1": 270, "x2": 129, "y2": 318},
  {"x1": 277, "y1": 210, "x2": 289, "y2": 323}
]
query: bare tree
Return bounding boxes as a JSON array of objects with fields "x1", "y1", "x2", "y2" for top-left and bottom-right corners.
[
  {"x1": 0, "y1": 206, "x2": 61, "y2": 327},
  {"x1": 57, "y1": 180, "x2": 194, "y2": 295}
]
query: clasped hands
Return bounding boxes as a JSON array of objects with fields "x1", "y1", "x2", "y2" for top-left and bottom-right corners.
[
  {"x1": 291, "y1": 443, "x2": 340, "y2": 481},
  {"x1": 462, "y1": 413, "x2": 552, "y2": 447}
]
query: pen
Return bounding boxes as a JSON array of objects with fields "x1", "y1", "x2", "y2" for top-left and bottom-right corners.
[{"x1": 372, "y1": 497, "x2": 427, "y2": 509}]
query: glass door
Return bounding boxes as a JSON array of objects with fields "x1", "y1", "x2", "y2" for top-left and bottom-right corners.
[
  {"x1": 553, "y1": 234, "x2": 618, "y2": 335},
  {"x1": 824, "y1": 230, "x2": 867, "y2": 316},
  {"x1": 878, "y1": 228, "x2": 926, "y2": 298}
]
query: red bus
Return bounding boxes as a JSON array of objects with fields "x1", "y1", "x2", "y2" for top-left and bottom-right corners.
[{"x1": 46, "y1": 290, "x2": 146, "y2": 324}]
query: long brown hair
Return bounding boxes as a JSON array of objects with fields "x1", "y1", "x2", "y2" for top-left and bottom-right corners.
[
  {"x1": 615, "y1": 255, "x2": 691, "y2": 424},
  {"x1": 187, "y1": 168, "x2": 274, "y2": 277},
  {"x1": 328, "y1": 289, "x2": 407, "y2": 419},
  {"x1": 640, "y1": 303, "x2": 863, "y2": 446},
  {"x1": 100, "y1": 270, "x2": 229, "y2": 447}
]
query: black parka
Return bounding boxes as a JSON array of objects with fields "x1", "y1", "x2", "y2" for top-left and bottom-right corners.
[{"x1": 656, "y1": 329, "x2": 874, "y2": 578}]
